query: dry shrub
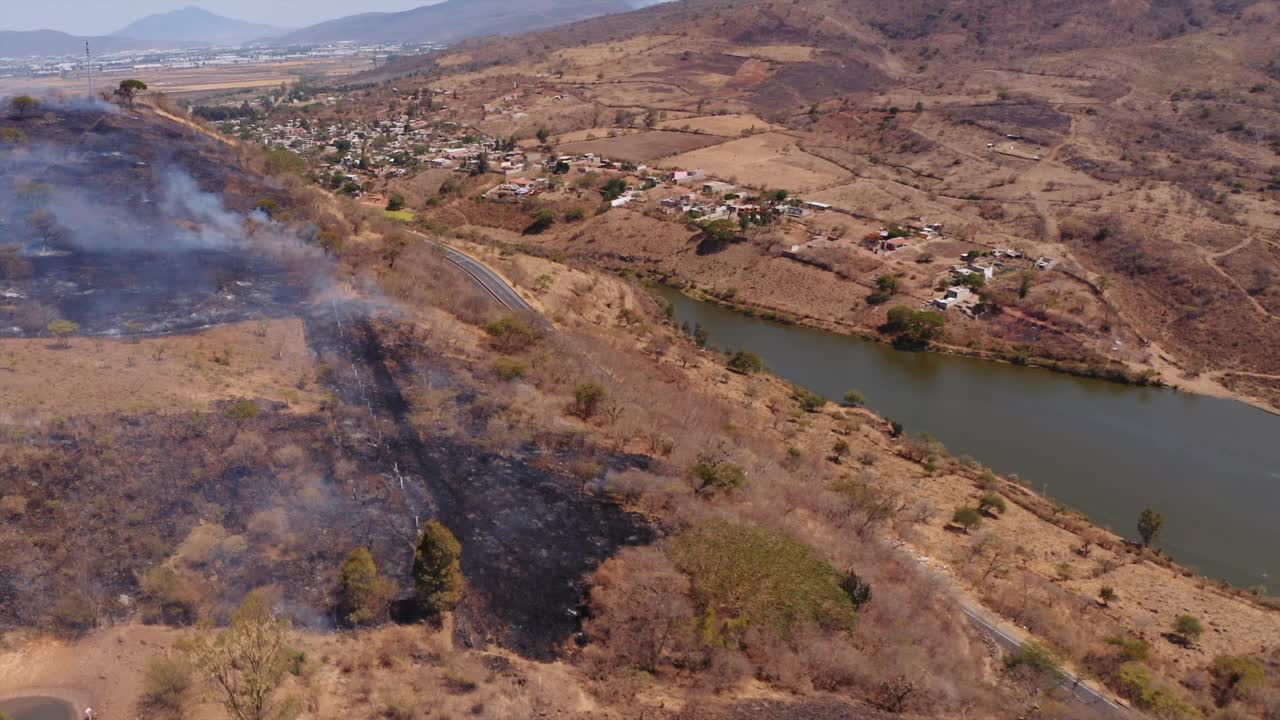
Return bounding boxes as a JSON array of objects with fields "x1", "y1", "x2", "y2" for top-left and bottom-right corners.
[
  {"x1": 225, "y1": 430, "x2": 270, "y2": 465},
  {"x1": 140, "y1": 654, "x2": 193, "y2": 720},
  {"x1": 272, "y1": 443, "x2": 306, "y2": 469},
  {"x1": 583, "y1": 546, "x2": 695, "y2": 676},
  {"x1": 246, "y1": 507, "x2": 290, "y2": 545}
]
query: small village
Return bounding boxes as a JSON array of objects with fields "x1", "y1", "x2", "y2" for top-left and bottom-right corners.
[{"x1": 218, "y1": 89, "x2": 1058, "y2": 316}]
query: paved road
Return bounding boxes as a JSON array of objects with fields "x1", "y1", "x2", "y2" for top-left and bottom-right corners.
[
  {"x1": 406, "y1": 228, "x2": 1130, "y2": 717},
  {"x1": 960, "y1": 604, "x2": 1130, "y2": 717},
  {"x1": 407, "y1": 231, "x2": 533, "y2": 313}
]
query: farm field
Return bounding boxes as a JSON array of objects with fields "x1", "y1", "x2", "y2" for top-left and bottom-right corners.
[
  {"x1": 656, "y1": 112, "x2": 780, "y2": 136},
  {"x1": 0, "y1": 57, "x2": 371, "y2": 98},
  {"x1": 659, "y1": 131, "x2": 850, "y2": 191},
  {"x1": 556, "y1": 129, "x2": 725, "y2": 162}
]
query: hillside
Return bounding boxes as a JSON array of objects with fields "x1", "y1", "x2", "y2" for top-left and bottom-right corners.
[
  {"x1": 349, "y1": 0, "x2": 1280, "y2": 411},
  {"x1": 112, "y1": 6, "x2": 285, "y2": 46},
  {"x1": 278, "y1": 0, "x2": 632, "y2": 45}
]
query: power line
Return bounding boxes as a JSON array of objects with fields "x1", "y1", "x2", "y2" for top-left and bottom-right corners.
[{"x1": 85, "y1": 42, "x2": 93, "y2": 97}]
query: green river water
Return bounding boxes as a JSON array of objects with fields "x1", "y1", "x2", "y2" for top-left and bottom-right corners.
[{"x1": 657, "y1": 287, "x2": 1280, "y2": 590}]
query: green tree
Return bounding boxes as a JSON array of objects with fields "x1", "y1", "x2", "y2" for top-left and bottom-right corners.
[
  {"x1": 47, "y1": 319, "x2": 79, "y2": 348},
  {"x1": 413, "y1": 520, "x2": 464, "y2": 614},
  {"x1": 535, "y1": 127, "x2": 551, "y2": 144},
  {"x1": 601, "y1": 177, "x2": 628, "y2": 201},
  {"x1": 792, "y1": 386, "x2": 826, "y2": 412},
  {"x1": 386, "y1": 194, "x2": 406, "y2": 212},
  {"x1": 262, "y1": 147, "x2": 306, "y2": 176},
  {"x1": 1005, "y1": 641, "x2": 1059, "y2": 675},
  {"x1": 8, "y1": 94, "x2": 39, "y2": 119},
  {"x1": 1137, "y1": 508, "x2": 1164, "y2": 547},
  {"x1": 572, "y1": 381, "x2": 608, "y2": 419},
  {"x1": 223, "y1": 399, "x2": 260, "y2": 422},
  {"x1": 336, "y1": 547, "x2": 394, "y2": 627},
  {"x1": 881, "y1": 306, "x2": 945, "y2": 350},
  {"x1": 382, "y1": 232, "x2": 409, "y2": 268},
  {"x1": 840, "y1": 572, "x2": 873, "y2": 607},
  {"x1": 978, "y1": 493, "x2": 1007, "y2": 516},
  {"x1": 867, "y1": 275, "x2": 899, "y2": 305},
  {"x1": 726, "y1": 349, "x2": 764, "y2": 374},
  {"x1": 691, "y1": 322, "x2": 709, "y2": 348},
  {"x1": 952, "y1": 507, "x2": 982, "y2": 533},
  {"x1": 493, "y1": 356, "x2": 528, "y2": 381},
  {"x1": 671, "y1": 521, "x2": 857, "y2": 638},
  {"x1": 484, "y1": 315, "x2": 538, "y2": 352},
  {"x1": 1099, "y1": 586, "x2": 1117, "y2": 607},
  {"x1": 700, "y1": 218, "x2": 740, "y2": 245},
  {"x1": 691, "y1": 456, "x2": 746, "y2": 495},
  {"x1": 1172, "y1": 614, "x2": 1202, "y2": 646},
  {"x1": 525, "y1": 209, "x2": 556, "y2": 235},
  {"x1": 116, "y1": 79, "x2": 148, "y2": 108},
  {"x1": 831, "y1": 439, "x2": 851, "y2": 464},
  {"x1": 184, "y1": 591, "x2": 293, "y2": 720},
  {"x1": 1209, "y1": 655, "x2": 1265, "y2": 706},
  {"x1": 842, "y1": 390, "x2": 866, "y2": 407}
]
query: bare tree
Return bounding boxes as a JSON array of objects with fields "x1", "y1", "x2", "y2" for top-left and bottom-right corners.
[{"x1": 184, "y1": 591, "x2": 293, "y2": 720}]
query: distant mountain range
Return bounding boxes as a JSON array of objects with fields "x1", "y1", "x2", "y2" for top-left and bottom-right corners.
[
  {"x1": 0, "y1": 30, "x2": 143, "y2": 59},
  {"x1": 0, "y1": 0, "x2": 658, "y2": 59},
  {"x1": 277, "y1": 0, "x2": 633, "y2": 45},
  {"x1": 112, "y1": 6, "x2": 285, "y2": 46}
]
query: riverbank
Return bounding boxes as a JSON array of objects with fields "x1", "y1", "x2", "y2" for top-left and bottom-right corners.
[
  {"x1": 654, "y1": 277, "x2": 1280, "y2": 418},
  {"x1": 654, "y1": 284, "x2": 1280, "y2": 591}
]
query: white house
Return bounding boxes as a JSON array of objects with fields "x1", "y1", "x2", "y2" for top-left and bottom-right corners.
[{"x1": 933, "y1": 286, "x2": 974, "y2": 311}]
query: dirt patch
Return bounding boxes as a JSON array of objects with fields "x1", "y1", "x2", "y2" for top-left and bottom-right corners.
[
  {"x1": 659, "y1": 132, "x2": 849, "y2": 191},
  {"x1": 656, "y1": 113, "x2": 780, "y2": 137},
  {"x1": 558, "y1": 130, "x2": 726, "y2": 163}
]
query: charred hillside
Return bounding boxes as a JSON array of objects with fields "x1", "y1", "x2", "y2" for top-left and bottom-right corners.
[
  {"x1": 0, "y1": 102, "x2": 308, "y2": 336},
  {"x1": 0, "y1": 105, "x2": 653, "y2": 659}
]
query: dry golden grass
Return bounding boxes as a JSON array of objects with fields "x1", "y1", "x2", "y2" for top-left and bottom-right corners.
[
  {"x1": 656, "y1": 113, "x2": 781, "y2": 136},
  {"x1": 659, "y1": 132, "x2": 849, "y2": 191},
  {"x1": 558, "y1": 130, "x2": 725, "y2": 162},
  {"x1": 0, "y1": 318, "x2": 319, "y2": 423}
]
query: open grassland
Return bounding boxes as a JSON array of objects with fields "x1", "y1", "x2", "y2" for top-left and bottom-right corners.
[
  {"x1": 557, "y1": 129, "x2": 725, "y2": 163},
  {"x1": 656, "y1": 112, "x2": 781, "y2": 136},
  {"x1": 659, "y1": 131, "x2": 850, "y2": 191},
  {"x1": 0, "y1": 318, "x2": 318, "y2": 423}
]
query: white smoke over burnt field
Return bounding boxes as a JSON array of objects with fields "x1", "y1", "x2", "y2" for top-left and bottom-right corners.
[
  {"x1": 0, "y1": 104, "x2": 654, "y2": 660},
  {"x1": 0, "y1": 114, "x2": 322, "y2": 336}
]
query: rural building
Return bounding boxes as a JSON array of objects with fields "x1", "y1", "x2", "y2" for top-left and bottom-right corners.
[{"x1": 933, "y1": 286, "x2": 974, "y2": 311}]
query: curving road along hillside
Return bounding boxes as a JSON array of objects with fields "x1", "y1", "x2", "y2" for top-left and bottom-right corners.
[
  {"x1": 407, "y1": 230, "x2": 532, "y2": 313},
  {"x1": 409, "y1": 228, "x2": 1129, "y2": 718}
]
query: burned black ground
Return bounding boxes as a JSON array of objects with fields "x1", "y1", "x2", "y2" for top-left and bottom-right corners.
[{"x1": 0, "y1": 107, "x2": 655, "y2": 659}]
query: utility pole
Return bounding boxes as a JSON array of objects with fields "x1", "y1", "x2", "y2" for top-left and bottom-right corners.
[{"x1": 85, "y1": 42, "x2": 93, "y2": 97}]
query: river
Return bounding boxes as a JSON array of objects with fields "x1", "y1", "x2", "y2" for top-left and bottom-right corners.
[{"x1": 656, "y1": 287, "x2": 1280, "y2": 590}]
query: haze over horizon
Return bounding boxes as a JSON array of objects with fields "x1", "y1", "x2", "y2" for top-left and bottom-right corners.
[{"x1": 1, "y1": 0, "x2": 444, "y2": 37}]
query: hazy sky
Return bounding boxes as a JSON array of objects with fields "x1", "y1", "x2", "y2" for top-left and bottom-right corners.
[{"x1": 3, "y1": 1, "x2": 436, "y2": 36}]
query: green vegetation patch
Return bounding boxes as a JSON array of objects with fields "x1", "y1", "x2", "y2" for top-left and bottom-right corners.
[
  {"x1": 384, "y1": 209, "x2": 417, "y2": 222},
  {"x1": 670, "y1": 520, "x2": 857, "y2": 635}
]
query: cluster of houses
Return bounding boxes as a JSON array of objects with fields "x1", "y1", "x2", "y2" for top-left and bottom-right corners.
[
  {"x1": 230, "y1": 109, "x2": 543, "y2": 195},
  {"x1": 930, "y1": 247, "x2": 1057, "y2": 313},
  {"x1": 863, "y1": 222, "x2": 944, "y2": 254}
]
